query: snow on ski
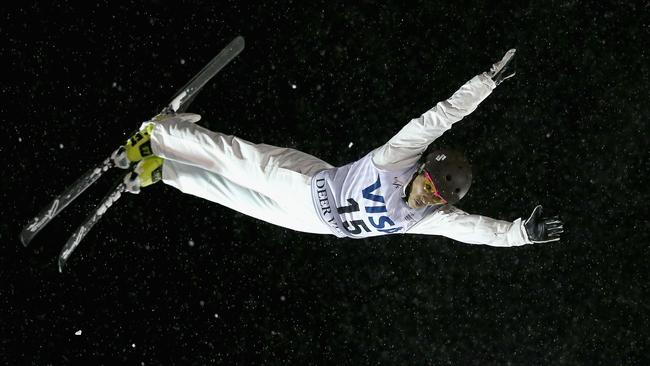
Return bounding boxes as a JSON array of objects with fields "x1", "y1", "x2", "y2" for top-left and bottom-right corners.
[
  {"x1": 20, "y1": 157, "x2": 116, "y2": 246},
  {"x1": 58, "y1": 180, "x2": 127, "y2": 272},
  {"x1": 20, "y1": 36, "x2": 245, "y2": 271}
]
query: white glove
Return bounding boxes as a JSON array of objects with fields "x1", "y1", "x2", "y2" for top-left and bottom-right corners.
[{"x1": 486, "y1": 49, "x2": 516, "y2": 86}]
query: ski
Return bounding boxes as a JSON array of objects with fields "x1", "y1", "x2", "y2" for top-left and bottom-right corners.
[
  {"x1": 160, "y1": 35, "x2": 245, "y2": 115},
  {"x1": 58, "y1": 178, "x2": 127, "y2": 272},
  {"x1": 20, "y1": 156, "x2": 116, "y2": 246},
  {"x1": 20, "y1": 36, "x2": 245, "y2": 269}
]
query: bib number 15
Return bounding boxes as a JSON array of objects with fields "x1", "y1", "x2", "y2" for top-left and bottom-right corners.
[{"x1": 336, "y1": 198, "x2": 371, "y2": 234}]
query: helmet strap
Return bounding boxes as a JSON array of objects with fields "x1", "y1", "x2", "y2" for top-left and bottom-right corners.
[{"x1": 403, "y1": 171, "x2": 419, "y2": 201}]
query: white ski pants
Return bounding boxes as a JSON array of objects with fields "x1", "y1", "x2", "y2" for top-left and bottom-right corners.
[{"x1": 149, "y1": 117, "x2": 334, "y2": 234}]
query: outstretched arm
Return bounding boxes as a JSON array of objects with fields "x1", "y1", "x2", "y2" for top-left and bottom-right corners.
[
  {"x1": 372, "y1": 49, "x2": 516, "y2": 170},
  {"x1": 406, "y1": 205, "x2": 563, "y2": 247},
  {"x1": 372, "y1": 74, "x2": 495, "y2": 170}
]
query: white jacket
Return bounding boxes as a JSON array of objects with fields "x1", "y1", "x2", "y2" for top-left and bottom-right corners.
[{"x1": 372, "y1": 73, "x2": 531, "y2": 247}]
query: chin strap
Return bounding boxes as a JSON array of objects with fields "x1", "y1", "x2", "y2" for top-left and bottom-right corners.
[
  {"x1": 401, "y1": 171, "x2": 419, "y2": 201},
  {"x1": 524, "y1": 205, "x2": 564, "y2": 243}
]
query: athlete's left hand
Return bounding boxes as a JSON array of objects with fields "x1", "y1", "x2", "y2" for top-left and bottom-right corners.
[{"x1": 524, "y1": 205, "x2": 564, "y2": 243}]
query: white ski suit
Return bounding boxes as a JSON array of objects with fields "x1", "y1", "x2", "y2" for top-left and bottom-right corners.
[{"x1": 149, "y1": 73, "x2": 531, "y2": 247}]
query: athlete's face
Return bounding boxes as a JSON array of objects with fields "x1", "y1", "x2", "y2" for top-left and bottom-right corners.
[{"x1": 407, "y1": 172, "x2": 447, "y2": 209}]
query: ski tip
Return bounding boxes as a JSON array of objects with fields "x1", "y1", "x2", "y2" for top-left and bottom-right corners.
[
  {"x1": 58, "y1": 259, "x2": 66, "y2": 273},
  {"x1": 19, "y1": 231, "x2": 32, "y2": 247},
  {"x1": 232, "y1": 35, "x2": 245, "y2": 49},
  {"x1": 58, "y1": 250, "x2": 72, "y2": 273}
]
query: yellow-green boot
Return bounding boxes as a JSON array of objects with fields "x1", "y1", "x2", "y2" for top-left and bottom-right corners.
[
  {"x1": 112, "y1": 123, "x2": 156, "y2": 168},
  {"x1": 124, "y1": 156, "x2": 164, "y2": 194},
  {"x1": 124, "y1": 122, "x2": 155, "y2": 162},
  {"x1": 112, "y1": 113, "x2": 200, "y2": 169}
]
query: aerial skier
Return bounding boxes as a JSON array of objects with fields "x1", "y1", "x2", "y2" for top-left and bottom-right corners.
[
  {"x1": 121, "y1": 48, "x2": 564, "y2": 247},
  {"x1": 24, "y1": 43, "x2": 565, "y2": 272}
]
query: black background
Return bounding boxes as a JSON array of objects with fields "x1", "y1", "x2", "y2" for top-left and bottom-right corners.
[{"x1": 2, "y1": 1, "x2": 648, "y2": 364}]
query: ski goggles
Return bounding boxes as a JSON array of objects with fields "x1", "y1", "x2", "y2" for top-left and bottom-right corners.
[{"x1": 422, "y1": 170, "x2": 448, "y2": 205}]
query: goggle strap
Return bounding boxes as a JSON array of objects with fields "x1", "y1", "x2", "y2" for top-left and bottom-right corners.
[
  {"x1": 423, "y1": 170, "x2": 433, "y2": 182},
  {"x1": 422, "y1": 170, "x2": 448, "y2": 204}
]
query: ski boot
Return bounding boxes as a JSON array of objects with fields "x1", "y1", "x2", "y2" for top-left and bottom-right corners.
[
  {"x1": 124, "y1": 156, "x2": 164, "y2": 194},
  {"x1": 111, "y1": 122, "x2": 156, "y2": 169},
  {"x1": 486, "y1": 49, "x2": 516, "y2": 86},
  {"x1": 111, "y1": 113, "x2": 201, "y2": 169}
]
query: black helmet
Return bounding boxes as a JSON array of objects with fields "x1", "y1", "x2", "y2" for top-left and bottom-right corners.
[{"x1": 418, "y1": 150, "x2": 472, "y2": 205}]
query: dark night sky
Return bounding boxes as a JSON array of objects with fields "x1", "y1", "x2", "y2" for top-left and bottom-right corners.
[{"x1": 1, "y1": 1, "x2": 649, "y2": 365}]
